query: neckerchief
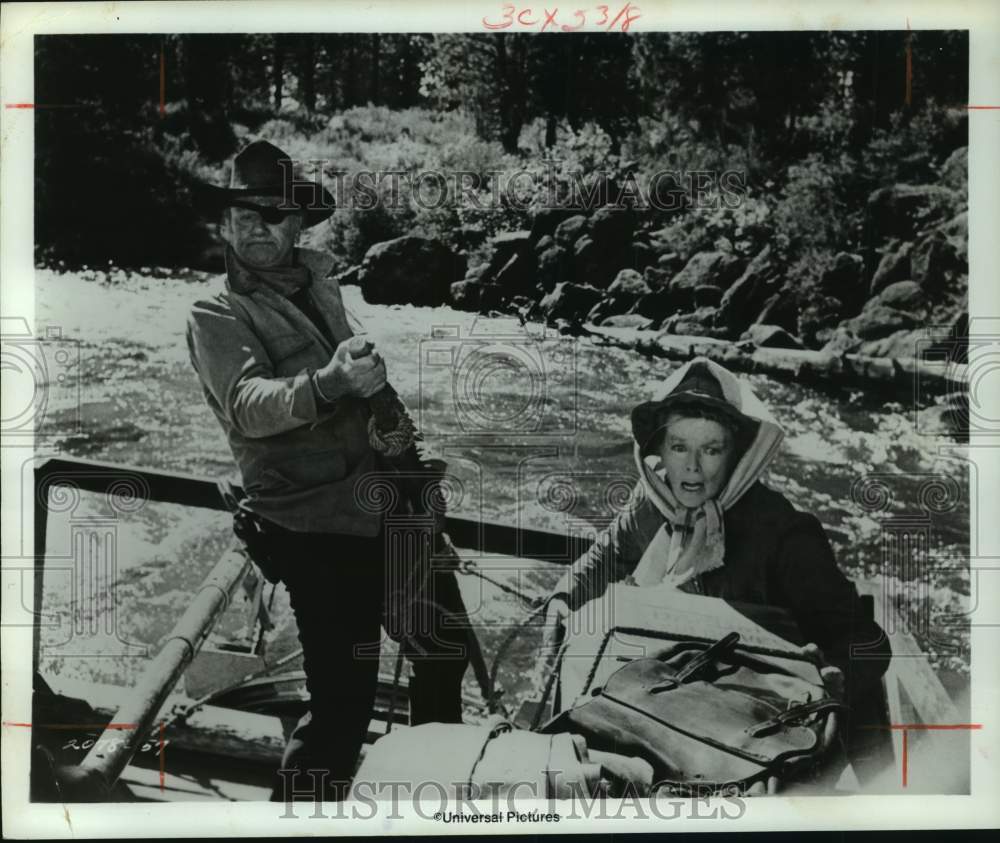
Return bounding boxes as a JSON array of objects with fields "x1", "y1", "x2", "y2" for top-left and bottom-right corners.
[
  {"x1": 225, "y1": 245, "x2": 312, "y2": 297},
  {"x1": 628, "y1": 358, "x2": 785, "y2": 588}
]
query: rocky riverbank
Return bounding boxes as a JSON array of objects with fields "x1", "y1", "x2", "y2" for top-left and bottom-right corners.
[{"x1": 341, "y1": 147, "x2": 968, "y2": 376}]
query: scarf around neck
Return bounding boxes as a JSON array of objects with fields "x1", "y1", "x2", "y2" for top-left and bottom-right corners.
[
  {"x1": 627, "y1": 359, "x2": 785, "y2": 590},
  {"x1": 225, "y1": 245, "x2": 312, "y2": 297}
]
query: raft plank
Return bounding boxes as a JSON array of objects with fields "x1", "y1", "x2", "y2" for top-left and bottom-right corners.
[
  {"x1": 45, "y1": 675, "x2": 407, "y2": 771},
  {"x1": 855, "y1": 581, "x2": 969, "y2": 791}
]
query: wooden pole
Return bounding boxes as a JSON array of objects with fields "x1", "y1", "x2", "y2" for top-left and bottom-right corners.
[{"x1": 79, "y1": 543, "x2": 252, "y2": 787}]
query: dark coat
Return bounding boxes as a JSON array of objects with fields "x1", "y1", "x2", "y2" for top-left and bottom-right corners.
[{"x1": 552, "y1": 480, "x2": 891, "y2": 697}]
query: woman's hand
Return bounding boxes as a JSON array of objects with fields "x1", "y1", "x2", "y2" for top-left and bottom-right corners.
[{"x1": 800, "y1": 642, "x2": 846, "y2": 701}]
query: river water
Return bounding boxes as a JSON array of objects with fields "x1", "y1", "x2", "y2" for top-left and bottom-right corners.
[{"x1": 28, "y1": 266, "x2": 971, "y2": 715}]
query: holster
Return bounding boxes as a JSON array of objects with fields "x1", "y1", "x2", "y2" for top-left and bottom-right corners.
[{"x1": 217, "y1": 479, "x2": 283, "y2": 584}]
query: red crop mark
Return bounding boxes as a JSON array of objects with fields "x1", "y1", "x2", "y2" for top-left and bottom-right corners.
[
  {"x1": 967, "y1": 105, "x2": 1000, "y2": 110},
  {"x1": 901, "y1": 730, "x2": 908, "y2": 787},
  {"x1": 4, "y1": 103, "x2": 90, "y2": 110},
  {"x1": 866, "y1": 723, "x2": 983, "y2": 788}
]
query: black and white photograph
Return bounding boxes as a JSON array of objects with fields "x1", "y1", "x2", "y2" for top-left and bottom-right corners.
[{"x1": 2, "y1": 0, "x2": 999, "y2": 836}]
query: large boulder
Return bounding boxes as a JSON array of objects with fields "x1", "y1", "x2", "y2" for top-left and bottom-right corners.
[
  {"x1": 359, "y1": 236, "x2": 465, "y2": 306},
  {"x1": 588, "y1": 269, "x2": 652, "y2": 323},
  {"x1": 450, "y1": 280, "x2": 482, "y2": 311},
  {"x1": 478, "y1": 230, "x2": 532, "y2": 281},
  {"x1": 587, "y1": 206, "x2": 636, "y2": 250},
  {"x1": 656, "y1": 251, "x2": 684, "y2": 274},
  {"x1": 939, "y1": 211, "x2": 968, "y2": 263},
  {"x1": 607, "y1": 268, "x2": 651, "y2": 298},
  {"x1": 668, "y1": 251, "x2": 744, "y2": 311},
  {"x1": 533, "y1": 234, "x2": 555, "y2": 254},
  {"x1": 798, "y1": 294, "x2": 846, "y2": 348},
  {"x1": 869, "y1": 242, "x2": 913, "y2": 296},
  {"x1": 539, "y1": 282, "x2": 604, "y2": 323},
  {"x1": 823, "y1": 287, "x2": 935, "y2": 357},
  {"x1": 625, "y1": 240, "x2": 656, "y2": 273},
  {"x1": 874, "y1": 280, "x2": 926, "y2": 313},
  {"x1": 817, "y1": 252, "x2": 866, "y2": 314},
  {"x1": 490, "y1": 230, "x2": 532, "y2": 262},
  {"x1": 643, "y1": 265, "x2": 672, "y2": 292},
  {"x1": 865, "y1": 184, "x2": 962, "y2": 242},
  {"x1": 449, "y1": 280, "x2": 504, "y2": 312},
  {"x1": 753, "y1": 288, "x2": 800, "y2": 335},
  {"x1": 572, "y1": 235, "x2": 619, "y2": 289},
  {"x1": 463, "y1": 262, "x2": 491, "y2": 284},
  {"x1": 529, "y1": 207, "x2": 576, "y2": 244},
  {"x1": 693, "y1": 284, "x2": 724, "y2": 308},
  {"x1": 536, "y1": 245, "x2": 573, "y2": 292},
  {"x1": 717, "y1": 246, "x2": 783, "y2": 334},
  {"x1": 740, "y1": 324, "x2": 805, "y2": 350},
  {"x1": 939, "y1": 146, "x2": 968, "y2": 194},
  {"x1": 661, "y1": 306, "x2": 726, "y2": 338},
  {"x1": 493, "y1": 251, "x2": 537, "y2": 296},
  {"x1": 911, "y1": 225, "x2": 966, "y2": 294},
  {"x1": 631, "y1": 288, "x2": 677, "y2": 322},
  {"x1": 824, "y1": 325, "x2": 926, "y2": 359},
  {"x1": 554, "y1": 215, "x2": 589, "y2": 248},
  {"x1": 843, "y1": 303, "x2": 922, "y2": 340}
]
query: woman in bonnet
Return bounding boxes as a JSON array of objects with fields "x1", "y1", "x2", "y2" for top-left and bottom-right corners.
[{"x1": 542, "y1": 357, "x2": 891, "y2": 706}]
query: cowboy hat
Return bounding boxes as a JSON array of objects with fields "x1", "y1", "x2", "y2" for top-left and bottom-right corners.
[
  {"x1": 193, "y1": 139, "x2": 335, "y2": 228},
  {"x1": 631, "y1": 359, "x2": 760, "y2": 455}
]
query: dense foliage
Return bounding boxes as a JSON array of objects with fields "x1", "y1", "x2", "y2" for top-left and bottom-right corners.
[{"x1": 35, "y1": 31, "x2": 967, "y2": 272}]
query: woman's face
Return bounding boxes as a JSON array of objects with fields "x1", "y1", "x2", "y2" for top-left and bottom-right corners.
[{"x1": 658, "y1": 414, "x2": 735, "y2": 508}]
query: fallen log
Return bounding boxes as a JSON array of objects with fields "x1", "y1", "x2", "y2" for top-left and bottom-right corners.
[{"x1": 587, "y1": 326, "x2": 967, "y2": 396}]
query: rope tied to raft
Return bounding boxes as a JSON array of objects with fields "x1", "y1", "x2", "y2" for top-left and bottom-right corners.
[{"x1": 345, "y1": 336, "x2": 418, "y2": 458}]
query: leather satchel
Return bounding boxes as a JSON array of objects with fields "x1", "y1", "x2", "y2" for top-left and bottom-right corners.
[{"x1": 541, "y1": 632, "x2": 845, "y2": 794}]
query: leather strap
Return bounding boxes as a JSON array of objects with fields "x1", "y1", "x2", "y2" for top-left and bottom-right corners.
[
  {"x1": 747, "y1": 698, "x2": 847, "y2": 738},
  {"x1": 649, "y1": 632, "x2": 741, "y2": 693}
]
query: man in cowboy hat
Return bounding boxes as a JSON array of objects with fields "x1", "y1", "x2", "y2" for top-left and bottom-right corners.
[{"x1": 186, "y1": 140, "x2": 471, "y2": 800}]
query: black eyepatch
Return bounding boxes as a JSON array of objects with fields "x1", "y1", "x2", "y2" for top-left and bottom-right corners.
[{"x1": 230, "y1": 199, "x2": 302, "y2": 224}]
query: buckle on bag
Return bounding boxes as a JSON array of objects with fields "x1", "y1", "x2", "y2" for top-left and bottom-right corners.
[{"x1": 747, "y1": 699, "x2": 848, "y2": 738}]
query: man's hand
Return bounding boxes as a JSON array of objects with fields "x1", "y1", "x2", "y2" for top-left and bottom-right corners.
[
  {"x1": 315, "y1": 338, "x2": 387, "y2": 400},
  {"x1": 800, "y1": 642, "x2": 846, "y2": 701}
]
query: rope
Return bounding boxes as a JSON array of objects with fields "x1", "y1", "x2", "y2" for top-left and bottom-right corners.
[
  {"x1": 457, "y1": 559, "x2": 547, "y2": 610},
  {"x1": 384, "y1": 648, "x2": 406, "y2": 734},
  {"x1": 346, "y1": 337, "x2": 418, "y2": 458},
  {"x1": 164, "y1": 645, "x2": 305, "y2": 730},
  {"x1": 530, "y1": 639, "x2": 570, "y2": 731},
  {"x1": 487, "y1": 598, "x2": 552, "y2": 719},
  {"x1": 453, "y1": 559, "x2": 563, "y2": 722}
]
